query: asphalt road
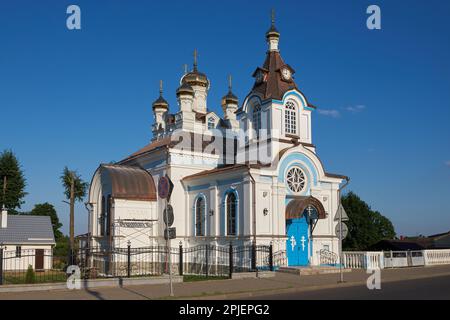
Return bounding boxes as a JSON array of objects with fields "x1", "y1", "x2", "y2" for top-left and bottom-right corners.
[{"x1": 244, "y1": 274, "x2": 450, "y2": 300}]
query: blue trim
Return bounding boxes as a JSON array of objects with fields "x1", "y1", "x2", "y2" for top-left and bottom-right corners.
[
  {"x1": 145, "y1": 159, "x2": 166, "y2": 170},
  {"x1": 187, "y1": 184, "x2": 210, "y2": 192},
  {"x1": 217, "y1": 178, "x2": 242, "y2": 187},
  {"x1": 278, "y1": 153, "x2": 319, "y2": 196},
  {"x1": 272, "y1": 91, "x2": 315, "y2": 111}
]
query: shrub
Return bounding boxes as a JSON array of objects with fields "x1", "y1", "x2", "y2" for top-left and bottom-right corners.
[{"x1": 25, "y1": 265, "x2": 36, "y2": 284}]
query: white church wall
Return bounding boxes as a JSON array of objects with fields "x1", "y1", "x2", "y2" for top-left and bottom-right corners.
[{"x1": 112, "y1": 199, "x2": 157, "y2": 248}]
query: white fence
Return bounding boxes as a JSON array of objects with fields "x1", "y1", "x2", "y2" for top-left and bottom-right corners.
[
  {"x1": 424, "y1": 249, "x2": 450, "y2": 266},
  {"x1": 343, "y1": 252, "x2": 384, "y2": 269},
  {"x1": 343, "y1": 249, "x2": 450, "y2": 269}
]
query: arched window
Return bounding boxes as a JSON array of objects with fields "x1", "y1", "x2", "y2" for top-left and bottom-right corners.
[
  {"x1": 285, "y1": 100, "x2": 297, "y2": 135},
  {"x1": 252, "y1": 105, "x2": 261, "y2": 138},
  {"x1": 100, "y1": 196, "x2": 105, "y2": 236},
  {"x1": 106, "y1": 195, "x2": 112, "y2": 236},
  {"x1": 226, "y1": 192, "x2": 237, "y2": 236},
  {"x1": 195, "y1": 196, "x2": 206, "y2": 236},
  {"x1": 207, "y1": 117, "x2": 215, "y2": 130}
]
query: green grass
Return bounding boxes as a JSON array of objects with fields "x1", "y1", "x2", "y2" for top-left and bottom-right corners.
[
  {"x1": 183, "y1": 275, "x2": 229, "y2": 282},
  {"x1": 3, "y1": 270, "x2": 67, "y2": 285}
]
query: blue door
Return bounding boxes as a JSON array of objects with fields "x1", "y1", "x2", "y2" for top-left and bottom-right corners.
[{"x1": 286, "y1": 217, "x2": 309, "y2": 266}]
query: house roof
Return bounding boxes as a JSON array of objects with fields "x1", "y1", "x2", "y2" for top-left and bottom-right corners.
[
  {"x1": 368, "y1": 240, "x2": 426, "y2": 251},
  {"x1": 0, "y1": 215, "x2": 55, "y2": 245}
]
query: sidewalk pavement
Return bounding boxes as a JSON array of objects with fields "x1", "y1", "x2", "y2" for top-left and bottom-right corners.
[{"x1": 1, "y1": 265, "x2": 450, "y2": 300}]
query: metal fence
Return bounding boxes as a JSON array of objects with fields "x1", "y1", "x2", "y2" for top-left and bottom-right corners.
[
  {"x1": 0, "y1": 249, "x2": 68, "y2": 285},
  {"x1": 0, "y1": 243, "x2": 274, "y2": 285}
]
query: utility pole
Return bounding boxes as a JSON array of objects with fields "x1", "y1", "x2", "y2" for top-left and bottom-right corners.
[{"x1": 164, "y1": 198, "x2": 174, "y2": 297}]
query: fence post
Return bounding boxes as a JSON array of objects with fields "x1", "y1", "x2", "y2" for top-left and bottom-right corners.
[
  {"x1": 269, "y1": 243, "x2": 273, "y2": 272},
  {"x1": 251, "y1": 241, "x2": 256, "y2": 271},
  {"x1": 229, "y1": 243, "x2": 233, "y2": 279},
  {"x1": 0, "y1": 248, "x2": 3, "y2": 285},
  {"x1": 127, "y1": 243, "x2": 131, "y2": 278},
  {"x1": 205, "y1": 245, "x2": 209, "y2": 278},
  {"x1": 179, "y1": 243, "x2": 183, "y2": 276}
]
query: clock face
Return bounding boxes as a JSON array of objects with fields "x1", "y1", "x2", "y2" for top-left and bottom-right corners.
[{"x1": 281, "y1": 68, "x2": 292, "y2": 80}]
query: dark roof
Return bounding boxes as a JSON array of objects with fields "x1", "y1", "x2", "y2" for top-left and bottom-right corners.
[
  {"x1": 100, "y1": 164, "x2": 157, "y2": 201},
  {"x1": 119, "y1": 136, "x2": 172, "y2": 164},
  {"x1": 286, "y1": 196, "x2": 326, "y2": 220},
  {"x1": 428, "y1": 231, "x2": 450, "y2": 239},
  {"x1": 120, "y1": 132, "x2": 239, "y2": 164},
  {"x1": 0, "y1": 215, "x2": 55, "y2": 245},
  {"x1": 182, "y1": 164, "x2": 257, "y2": 181},
  {"x1": 250, "y1": 50, "x2": 298, "y2": 100},
  {"x1": 368, "y1": 240, "x2": 426, "y2": 251}
]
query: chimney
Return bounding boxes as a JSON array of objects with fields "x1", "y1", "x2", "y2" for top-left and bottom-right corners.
[{"x1": 1, "y1": 208, "x2": 7, "y2": 228}]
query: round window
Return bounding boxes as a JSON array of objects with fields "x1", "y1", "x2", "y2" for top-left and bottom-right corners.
[{"x1": 286, "y1": 167, "x2": 306, "y2": 193}]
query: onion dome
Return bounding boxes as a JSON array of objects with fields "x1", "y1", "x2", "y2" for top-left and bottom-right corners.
[
  {"x1": 152, "y1": 80, "x2": 168, "y2": 110},
  {"x1": 221, "y1": 75, "x2": 238, "y2": 105},
  {"x1": 176, "y1": 82, "x2": 194, "y2": 96},
  {"x1": 181, "y1": 49, "x2": 210, "y2": 88}
]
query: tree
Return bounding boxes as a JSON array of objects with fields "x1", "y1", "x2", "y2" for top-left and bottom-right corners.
[
  {"x1": 0, "y1": 150, "x2": 27, "y2": 212},
  {"x1": 342, "y1": 192, "x2": 396, "y2": 251},
  {"x1": 60, "y1": 167, "x2": 88, "y2": 254},
  {"x1": 29, "y1": 203, "x2": 63, "y2": 240}
]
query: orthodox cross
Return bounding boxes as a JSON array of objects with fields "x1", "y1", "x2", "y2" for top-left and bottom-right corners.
[
  {"x1": 300, "y1": 236, "x2": 306, "y2": 251},
  {"x1": 193, "y1": 49, "x2": 198, "y2": 71}
]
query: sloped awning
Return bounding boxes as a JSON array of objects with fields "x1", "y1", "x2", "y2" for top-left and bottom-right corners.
[
  {"x1": 101, "y1": 165, "x2": 157, "y2": 201},
  {"x1": 286, "y1": 196, "x2": 326, "y2": 220}
]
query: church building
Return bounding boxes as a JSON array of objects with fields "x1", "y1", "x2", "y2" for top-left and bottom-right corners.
[{"x1": 87, "y1": 16, "x2": 348, "y2": 267}]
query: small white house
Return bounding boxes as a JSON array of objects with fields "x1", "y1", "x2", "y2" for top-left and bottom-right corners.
[{"x1": 0, "y1": 209, "x2": 56, "y2": 271}]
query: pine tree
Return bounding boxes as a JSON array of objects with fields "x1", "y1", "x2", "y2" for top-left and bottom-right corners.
[{"x1": 0, "y1": 150, "x2": 27, "y2": 212}]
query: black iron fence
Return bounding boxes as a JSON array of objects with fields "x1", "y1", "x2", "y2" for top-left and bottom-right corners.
[
  {"x1": 0, "y1": 248, "x2": 69, "y2": 285},
  {"x1": 0, "y1": 243, "x2": 275, "y2": 285}
]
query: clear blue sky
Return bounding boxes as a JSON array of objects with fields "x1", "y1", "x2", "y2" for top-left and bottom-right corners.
[{"x1": 1, "y1": 0, "x2": 449, "y2": 237}]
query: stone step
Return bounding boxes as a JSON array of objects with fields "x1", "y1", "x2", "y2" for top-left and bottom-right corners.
[{"x1": 277, "y1": 266, "x2": 352, "y2": 276}]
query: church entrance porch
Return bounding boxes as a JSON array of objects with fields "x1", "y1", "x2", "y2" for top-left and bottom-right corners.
[
  {"x1": 285, "y1": 196, "x2": 327, "y2": 267},
  {"x1": 286, "y1": 217, "x2": 309, "y2": 266}
]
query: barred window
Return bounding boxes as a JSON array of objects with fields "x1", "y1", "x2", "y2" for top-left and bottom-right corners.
[
  {"x1": 285, "y1": 101, "x2": 297, "y2": 135},
  {"x1": 16, "y1": 246, "x2": 22, "y2": 258},
  {"x1": 195, "y1": 196, "x2": 206, "y2": 236},
  {"x1": 106, "y1": 195, "x2": 112, "y2": 236},
  {"x1": 252, "y1": 105, "x2": 262, "y2": 138},
  {"x1": 208, "y1": 117, "x2": 215, "y2": 130},
  {"x1": 100, "y1": 196, "x2": 105, "y2": 236},
  {"x1": 226, "y1": 192, "x2": 237, "y2": 236}
]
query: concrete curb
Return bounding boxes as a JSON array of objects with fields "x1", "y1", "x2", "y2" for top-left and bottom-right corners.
[
  {"x1": 231, "y1": 272, "x2": 275, "y2": 280},
  {"x1": 0, "y1": 275, "x2": 183, "y2": 293}
]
